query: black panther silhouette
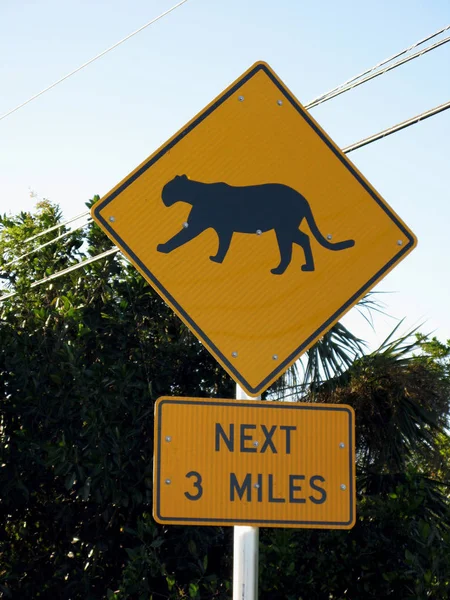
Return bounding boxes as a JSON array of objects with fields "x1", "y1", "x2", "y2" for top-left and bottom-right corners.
[{"x1": 157, "y1": 175, "x2": 355, "y2": 275}]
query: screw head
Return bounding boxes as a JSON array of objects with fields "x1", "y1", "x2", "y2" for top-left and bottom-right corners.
[
  {"x1": 397, "y1": 240, "x2": 403, "y2": 246},
  {"x1": 232, "y1": 351, "x2": 238, "y2": 358},
  {"x1": 277, "y1": 100, "x2": 283, "y2": 106},
  {"x1": 340, "y1": 484, "x2": 347, "y2": 491},
  {"x1": 165, "y1": 479, "x2": 171, "y2": 485},
  {"x1": 165, "y1": 436, "x2": 172, "y2": 442},
  {"x1": 272, "y1": 354, "x2": 278, "y2": 360},
  {"x1": 327, "y1": 234, "x2": 332, "y2": 240},
  {"x1": 109, "y1": 216, "x2": 116, "y2": 222},
  {"x1": 339, "y1": 442, "x2": 345, "y2": 449},
  {"x1": 256, "y1": 229, "x2": 262, "y2": 235},
  {"x1": 183, "y1": 222, "x2": 189, "y2": 229},
  {"x1": 238, "y1": 95, "x2": 244, "y2": 102},
  {"x1": 253, "y1": 441, "x2": 259, "y2": 447},
  {"x1": 254, "y1": 483, "x2": 260, "y2": 488}
]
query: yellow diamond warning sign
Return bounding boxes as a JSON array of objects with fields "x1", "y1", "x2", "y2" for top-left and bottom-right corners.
[{"x1": 91, "y1": 61, "x2": 417, "y2": 396}]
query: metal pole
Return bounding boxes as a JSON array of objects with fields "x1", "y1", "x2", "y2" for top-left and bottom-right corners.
[{"x1": 233, "y1": 384, "x2": 259, "y2": 600}]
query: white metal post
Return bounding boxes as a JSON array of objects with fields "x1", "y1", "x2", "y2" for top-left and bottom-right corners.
[{"x1": 233, "y1": 384, "x2": 259, "y2": 600}]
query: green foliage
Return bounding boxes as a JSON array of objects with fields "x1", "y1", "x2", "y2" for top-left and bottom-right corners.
[
  {"x1": 260, "y1": 472, "x2": 450, "y2": 599},
  {"x1": 263, "y1": 326, "x2": 450, "y2": 599},
  {"x1": 1, "y1": 199, "x2": 449, "y2": 598},
  {"x1": 0, "y1": 200, "x2": 233, "y2": 598}
]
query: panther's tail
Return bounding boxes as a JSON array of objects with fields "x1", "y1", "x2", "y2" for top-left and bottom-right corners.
[{"x1": 304, "y1": 204, "x2": 355, "y2": 251}]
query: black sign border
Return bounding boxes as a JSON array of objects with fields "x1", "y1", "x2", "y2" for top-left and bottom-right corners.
[
  {"x1": 154, "y1": 397, "x2": 355, "y2": 528},
  {"x1": 93, "y1": 62, "x2": 416, "y2": 395}
]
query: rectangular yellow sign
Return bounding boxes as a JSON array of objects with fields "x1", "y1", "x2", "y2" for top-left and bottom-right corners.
[{"x1": 153, "y1": 397, "x2": 355, "y2": 529}]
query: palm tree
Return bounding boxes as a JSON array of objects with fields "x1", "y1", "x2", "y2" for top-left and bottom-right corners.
[{"x1": 260, "y1": 323, "x2": 450, "y2": 599}]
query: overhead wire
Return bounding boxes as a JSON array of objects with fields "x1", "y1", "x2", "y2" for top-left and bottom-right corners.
[
  {"x1": 0, "y1": 0, "x2": 190, "y2": 123},
  {"x1": 343, "y1": 97, "x2": 450, "y2": 153},
  {"x1": 305, "y1": 33, "x2": 450, "y2": 109},
  {"x1": 22, "y1": 211, "x2": 91, "y2": 244},
  {"x1": 1, "y1": 96, "x2": 449, "y2": 303},
  {"x1": 9, "y1": 23, "x2": 449, "y2": 254},
  {"x1": 0, "y1": 248, "x2": 120, "y2": 302},
  {"x1": 307, "y1": 24, "x2": 450, "y2": 107},
  {"x1": 3, "y1": 219, "x2": 91, "y2": 267}
]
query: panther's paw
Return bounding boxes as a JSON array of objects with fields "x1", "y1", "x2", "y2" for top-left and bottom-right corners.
[{"x1": 301, "y1": 264, "x2": 314, "y2": 272}]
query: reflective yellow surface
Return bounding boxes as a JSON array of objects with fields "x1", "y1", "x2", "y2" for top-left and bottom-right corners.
[
  {"x1": 91, "y1": 62, "x2": 417, "y2": 396},
  {"x1": 153, "y1": 397, "x2": 356, "y2": 529}
]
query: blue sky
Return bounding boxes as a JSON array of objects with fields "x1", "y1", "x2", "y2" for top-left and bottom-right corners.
[{"x1": 1, "y1": 0, "x2": 449, "y2": 350}]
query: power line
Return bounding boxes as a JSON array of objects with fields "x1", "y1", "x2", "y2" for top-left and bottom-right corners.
[
  {"x1": 306, "y1": 33, "x2": 450, "y2": 109},
  {"x1": 0, "y1": 0, "x2": 190, "y2": 123},
  {"x1": 343, "y1": 97, "x2": 450, "y2": 153},
  {"x1": 1, "y1": 96, "x2": 448, "y2": 303},
  {"x1": 3, "y1": 219, "x2": 91, "y2": 268},
  {"x1": 0, "y1": 248, "x2": 120, "y2": 301},
  {"x1": 307, "y1": 24, "x2": 450, "y2": 107},
  {"x1": 23, "y1": 212, "x2": 91, "y2": 244}
]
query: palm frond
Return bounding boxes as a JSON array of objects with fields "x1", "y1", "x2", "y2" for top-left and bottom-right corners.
[
  {"x1": 269, "y1": 292, "x2": 399, "y2": 400},
  {"x1": 355, "y1": 291, "x2": 392, "y2": 330},
  {"x1": 268, "y1": 321, "x2": 366, "y2": 399},
  {"x1": 307, "y1": 326, "x2": 450, "y2": 473}
]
